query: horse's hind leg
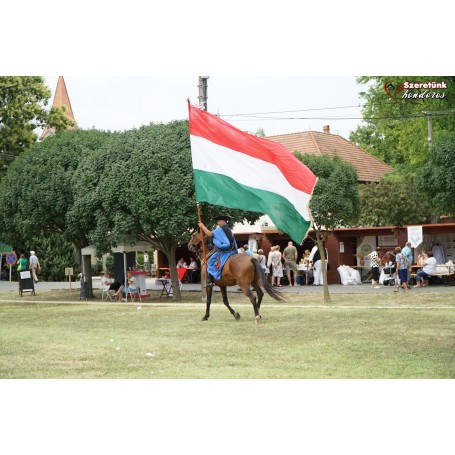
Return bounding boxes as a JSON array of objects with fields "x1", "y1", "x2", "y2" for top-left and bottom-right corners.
[
  {"x1": 252, "y1": 280, "x2": 264, "y2": 311},
  {"x1": 241, "y1": 286, "x2": 261, "y2": 323},
  {"x1": 220, "y1": 286, "x2": 240, "y2": 320}
]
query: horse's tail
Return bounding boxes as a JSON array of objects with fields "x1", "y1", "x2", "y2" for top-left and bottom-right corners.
[{"x1": 251, "y1": 258, "x2": 286, "y2": 302}]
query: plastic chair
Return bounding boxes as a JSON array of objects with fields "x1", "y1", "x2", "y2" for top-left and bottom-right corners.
[
  {"x1": 101, "y1": 287, "x2": 115, "y2": 301},
  {"x1": 124, "y1": 288, "x2": 142, "y2": 303}
]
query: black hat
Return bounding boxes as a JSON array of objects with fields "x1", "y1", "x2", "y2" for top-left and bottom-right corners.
[{"x1": 213, "y1": 215, "x2": 231, "y2": 221}]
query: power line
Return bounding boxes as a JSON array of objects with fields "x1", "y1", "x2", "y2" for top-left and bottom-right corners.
[
  {"x1": 220, "y1": 111, "x2": 455, "y2": 122},
  {"x1": 223, "y1": 104, "x2": 364, "y2": 116}
]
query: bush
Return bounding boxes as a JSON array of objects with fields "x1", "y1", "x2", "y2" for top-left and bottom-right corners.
[{"x1": 91, "y1": 259, "x2": 103, "y2": 277}]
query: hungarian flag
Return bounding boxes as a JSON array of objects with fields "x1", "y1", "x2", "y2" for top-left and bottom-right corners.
[{"x1": 188, "y1": 103, "x2": 318, "y2": 244}]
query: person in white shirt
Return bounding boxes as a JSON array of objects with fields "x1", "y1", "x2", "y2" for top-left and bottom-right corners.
[
  {"x1": 177, "y1": 258, "x2": 187, "y2": 268},
  {"x1": 257, "y1": 249, "x2": 267, "y2": 274},
  {"x1": 188, "y1": 257, "x2": 200, "y2": 283},
  {"x1": 415, "y1": 251, "x2": 437, "y2": 287},
  {"x1": 308, "y1": 243, "x2": 328, "y2": 286},
  {"x1": 101, "y1": 271, "x2": 121, "y2": 292},
  {"x1": 367, "y1": 247, "x2": 381, "y2": 288},
  {"x1": 267, "y1": 245, "x2": 283, "y2": 287},
  {"x1": 29, "y1": 250, "x2": 40, "y2": 283},
  {"x1": 115, "y1": 271, "x2": 138, "y2": 301}
]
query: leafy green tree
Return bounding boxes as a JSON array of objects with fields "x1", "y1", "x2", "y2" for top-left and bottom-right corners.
[
  {"x1": 358, "y1": 173, "x2": 434, "y2": 226},
  {"x1": 0, "y1": 129, "x2": 112, "y2": 293},
  {"x1": 0, "y1": 77, "x2": 75, "y2": 168},
  {"x1": 23, "y1": 234, "x2": 80, "y2": 281},
  {"x1": 416, "y1": 132, "x2": 455, "y2": 218},
  {"x1": 350, "y1": 76, "x2": 455, "y2": 167},
  {"x1": 296, "y1": 154, "x2": 360, "y2": 302},
  {"x1": 71, "y1": 120, "x2": 259, "y2": 300}
]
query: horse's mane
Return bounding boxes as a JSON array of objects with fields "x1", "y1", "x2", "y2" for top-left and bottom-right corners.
[{"x1": 188, "y1": 232, "x2": 215, "y2": 262}]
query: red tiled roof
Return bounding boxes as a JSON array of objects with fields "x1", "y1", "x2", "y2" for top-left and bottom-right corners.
[{"x1": 266, "y1": 130, "x2": 393, "y2": 183}]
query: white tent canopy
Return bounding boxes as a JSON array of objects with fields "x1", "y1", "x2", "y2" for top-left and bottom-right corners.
[{"x1": 81, "y1": 241, "x2": 152, "y2": 256}]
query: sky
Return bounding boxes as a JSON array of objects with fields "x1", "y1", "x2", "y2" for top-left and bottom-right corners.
[{"x1": 43, "y1": 76, "x2": 367, "y2": 140}]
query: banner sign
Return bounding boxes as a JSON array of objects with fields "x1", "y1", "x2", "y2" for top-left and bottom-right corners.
[{"x1": 407, "y1": 226, "x2": 423, "y2": 248}]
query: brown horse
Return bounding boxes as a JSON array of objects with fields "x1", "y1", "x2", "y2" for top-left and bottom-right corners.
[{"x1": 188, "y1": 232, "x2": 285, "y2": 323}]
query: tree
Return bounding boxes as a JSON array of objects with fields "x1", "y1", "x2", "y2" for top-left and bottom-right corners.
[
  {"x1": 358, "y1": 173, "x2": 434, "y2": 227},
  {"x1": 416, "y1": 132, "x2": 455, "y2": 218},
  {"x1": 350, "y1": 76, "x2": 455, "y2": 167},
  {"x1": 0, "y1": 76, "x2": 75, "y2": 171},
  {"x1": 71, "y1": 120, "x2": 260, "y2": 300},
  {"x1": 0, "y1": 129, "x2": 112, "y2": 293},
  {"x1": 21, "y1": 234, "x2": 80, "y2": 281},
  {"x1": 295, "y1": 154, "x2": 360, "y2": 303}
]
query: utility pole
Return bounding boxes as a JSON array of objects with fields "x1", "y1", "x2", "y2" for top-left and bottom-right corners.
[
  {"x1": 423, "y1": 111, "x2": 433, "y2": 149},
  {"x1": 198, "y1": 76, "x2": 209, "y2": 111}
]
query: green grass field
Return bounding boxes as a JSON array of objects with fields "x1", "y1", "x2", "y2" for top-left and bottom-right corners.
[{"x1": 1, "y1": 289, "x2": 454, "y2": 378}]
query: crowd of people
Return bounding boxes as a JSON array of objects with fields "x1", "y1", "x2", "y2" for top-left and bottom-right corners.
[
  {"x1": 365, "y1": 241, "x2": 441, "y2": 291},
  {"x1": 261, "y1": 241, "x2": 327, "y2": 287}
]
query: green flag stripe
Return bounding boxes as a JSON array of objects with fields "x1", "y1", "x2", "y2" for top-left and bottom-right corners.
[{"x1": 194, "y1": 169, "x2": 311, "y2": 243}]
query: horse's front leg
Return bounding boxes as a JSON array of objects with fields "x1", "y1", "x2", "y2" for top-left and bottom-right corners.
[
  {"x1": 202, "y1": 285, "x2": 212, "y2": 321},
  {"x1": 220, "y1": 286, "x2": 240, "y2": 320}
]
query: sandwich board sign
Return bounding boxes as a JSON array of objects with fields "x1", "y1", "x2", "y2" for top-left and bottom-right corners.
[{"x1": 19, "y1": 270, "x2": 35, "y2": 296}]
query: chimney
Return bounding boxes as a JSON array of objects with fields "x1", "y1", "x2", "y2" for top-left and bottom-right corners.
[{"x1": 323, "y1": 125, "x2": 330, "y2": 134}]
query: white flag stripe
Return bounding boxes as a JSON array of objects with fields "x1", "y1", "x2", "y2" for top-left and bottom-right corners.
[{"x1": 190, "y1": 135, "x2": 312, "y2": 220}]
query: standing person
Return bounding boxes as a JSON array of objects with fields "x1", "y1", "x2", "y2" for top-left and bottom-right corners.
[
  {"x1": 16, "y1": 254, "x2": 27, "y2": 272},
  {"x1": 401, "y1": 242, "x2": 413, "y2": 288},
  {"x1": 367, "y1": 247, "x2": 381, "y2": 289},
  {"x1": 16, "y1": 254, "x2": 27, "y2": 292},
  {"x1": 394, "y1": 246, "x2": 409, "y2": 293},
  {"x1": 267, "y1": 245, "x2": 283, "y2": 287},
  {"x1": 308, "y1": 243, "x2": 328, "y2": 286},
  {"x1": 29, "y1": 250, "x2": 40, "y2": 283},
  {"x1": 402, "y1": 242, "x2": 413, "y2": 267},
  {"x1": 283, "y1": 240, "x2": 298, "y2": 286},
  {"x1": 198, "y1": 215, "x2": 238, "y2": 287},
  {"x1": 257, "y1": 249, "x2": 267, "y2": 274}
]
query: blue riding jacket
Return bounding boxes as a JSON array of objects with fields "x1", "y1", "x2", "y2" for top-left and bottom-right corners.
[{"x1": 207, "y1": 225, "x2": 238, "y2": 280}]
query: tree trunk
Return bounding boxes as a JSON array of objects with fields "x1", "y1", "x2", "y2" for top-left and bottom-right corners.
[
  {"x1": 316, "y1": 232, "x2": 331, "y2": 303},
  {"x1": 82, "y1": 252, "x2": 94, "y2": 298},
  {"x1": 164, "y1": 244, "x2": 181, "y2": 301}
]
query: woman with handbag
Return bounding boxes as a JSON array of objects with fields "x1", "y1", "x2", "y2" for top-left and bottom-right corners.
[
  {"x1": 16, "y1": 254, "x2": 27, "y2": 272},
  {"x1": 16, "y1": 254, "x2": 27, "y2": 291}
]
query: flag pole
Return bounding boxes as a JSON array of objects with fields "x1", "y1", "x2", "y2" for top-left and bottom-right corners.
[{"x1": 196, "y1": 203, "x2": 207, "y2": 264}]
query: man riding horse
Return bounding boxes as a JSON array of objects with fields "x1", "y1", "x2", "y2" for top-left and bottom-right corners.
[
  {"x1": 189, "y1": 216, "x2": 285, "y2": 322},
  {"x1": 198, "y1": 214, "x2": 237, "y2": 288}
]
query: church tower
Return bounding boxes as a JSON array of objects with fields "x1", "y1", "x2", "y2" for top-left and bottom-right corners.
[{"x1": 40, "y1": 76, "x2": 78, "y2": 140}]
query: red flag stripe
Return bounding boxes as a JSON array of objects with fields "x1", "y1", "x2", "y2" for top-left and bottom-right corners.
[{"x1": 189, "y1": 105, "x2": 317, "y2": 195}]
